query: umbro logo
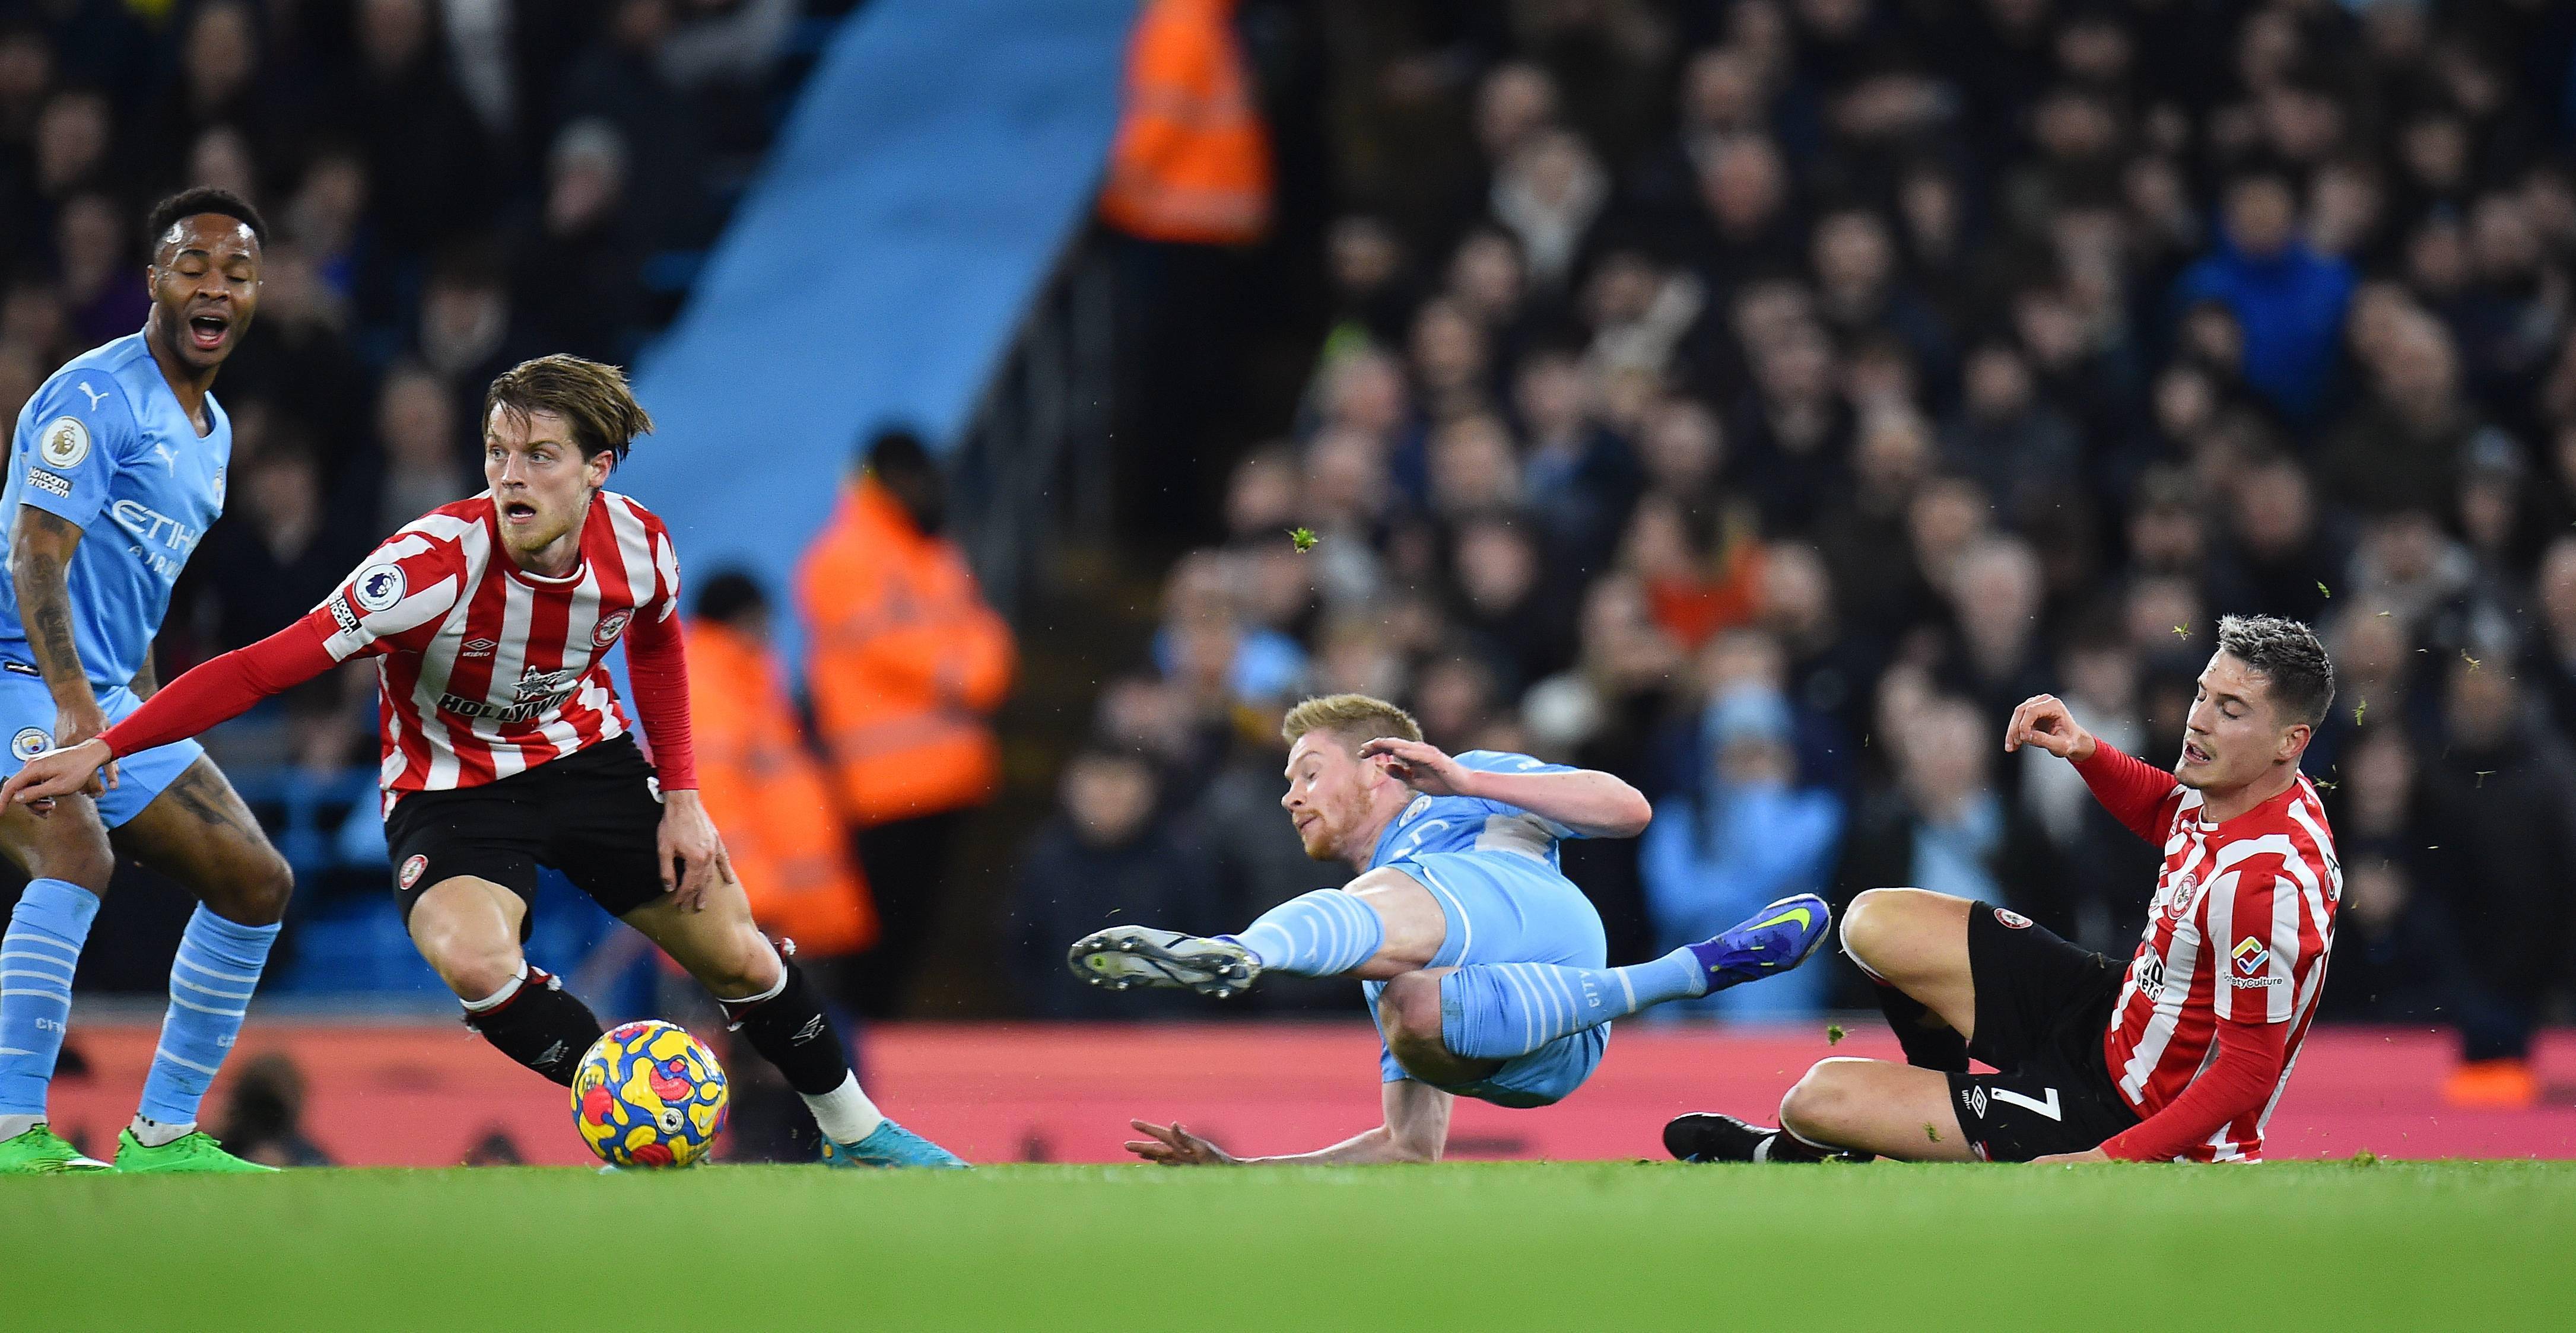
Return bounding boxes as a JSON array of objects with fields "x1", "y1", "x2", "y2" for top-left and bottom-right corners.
[
  {"x1": 460, "y1": 638, "x2": 498, "y2": 657},
  {"x1": 1961, "y1": 1086, "x2": 1989, "y2": 1120},
  {"x1": 536, "y1": 1041, "x2": 568, "y2": 1067},
  {"x1": 792, "y1": 1014, "x2": 826, "y2": 1045}
]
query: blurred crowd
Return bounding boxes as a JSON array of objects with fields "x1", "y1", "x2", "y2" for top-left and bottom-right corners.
[
  {"x1": 0, "y1": 0, "x2": 862, "y2": 992},
  {"x1": 0, "y1": 0, "x2": 819, "y2": 709},
  {"x1": 1016, "y1": 0, "x2": 2576, "y2": 1100}
]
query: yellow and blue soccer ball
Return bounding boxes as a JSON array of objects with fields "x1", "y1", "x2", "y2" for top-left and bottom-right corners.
[{"x1": 571, "y1": 1020, "x2": 729, "y2": 1167}]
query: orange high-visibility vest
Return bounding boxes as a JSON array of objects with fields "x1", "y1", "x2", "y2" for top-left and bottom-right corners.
[
  {"x1": 1096, "y1": 0, "x2": 1273, "y2": 245},
  {"x1": 685, "y1": 617, "x2": 878, "y2": 957},
  {"x1": 798, "y1": 478, "x2": 1015, "y2": 828}
]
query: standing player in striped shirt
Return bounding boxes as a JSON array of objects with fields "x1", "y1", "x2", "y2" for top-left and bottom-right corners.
[
  {"x1": 1668, "y1": 615, "x2": 2338, "y2": 1163},
  {"x1": 5, "y1": 355, "x2": 964, "y2": 1167}
]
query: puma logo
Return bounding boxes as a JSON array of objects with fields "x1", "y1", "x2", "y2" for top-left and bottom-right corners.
[
  {"x1": 75, "y1": 381, "x2": 106, "y2": 411},
  {"x1": 792, "y1": 1014, "x2": 826, "y2": 1045},
  {"x1": 150, "y1": 443, "x2": 179, "y2": 473}
]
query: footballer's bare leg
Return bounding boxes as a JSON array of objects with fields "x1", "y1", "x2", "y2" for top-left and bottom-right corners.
[
  {"x1": 622, "y1": 878, "x2": 968, "y2": 1168},
  {"x1": 86, "y1": 759, "x2": 294, "y2": 1168},
  {"x1": 0, "y1": 794, "x2": 117, "y2": 1168},
  {"x1": 112, "y1": 759, "x2": 292, "y2": 928},
  {"x1": 0, "y1": 790, "x2": 116, "y2": 893},
  {"x1": 411, "y1": 874, "x2": 603, "y2": 1085},
  {"x1": 1668, "y1": 889, "x2": 1974, "y2": 1165},
  {"x1": 1068, "y1": 863, "x2": 1447, "y2": 995},
  {"x1": 617, "y1": 874, "x2": 779, "y2": 1002},
  {"x1": 1776, "y1": 1058, "x2": 1975, "y2": 1162},
  {"x1": 1837, "y1": 888, "x2": 1979, "y2": 1037},
  {"x1": 1373, "y1": 966, "x2": 1503, "y2": 1087}
]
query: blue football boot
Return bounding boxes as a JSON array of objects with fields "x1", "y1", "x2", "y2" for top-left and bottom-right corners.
[
  {"x1": 822, "y1": 1119, "x2": 970, "y2": 1170},
  {"x1": 1684, "y1": 893, "x2": 1833, "y2": 993}
]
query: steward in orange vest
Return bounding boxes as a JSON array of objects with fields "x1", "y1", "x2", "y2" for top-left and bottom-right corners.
[
  {"x1": 1097, "y1": 0, "x2": 1273, "y2": 246},
  {"x1": 684, "y1": 573, "x2": 878, "y2": 959},
  {"x1": 798, "y1": 432, "x2": 1015, "y2": 829}
]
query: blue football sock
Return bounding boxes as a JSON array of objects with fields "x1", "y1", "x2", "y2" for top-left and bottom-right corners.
[
  {"x1": 0, "y1": 879, "x2": 99, "y2": 1118},
  {"x1": 137, "y1": 905, "x2": 279, "y2": 1126},
  {"x1": 1438, "y1": 951, "x2": 1708, "y2": 1061},
  {"x1": 1224, "y1": 889, "x2": 1385, "y2": 978}
]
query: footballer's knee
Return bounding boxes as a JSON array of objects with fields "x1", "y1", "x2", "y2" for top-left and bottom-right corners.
[
  {"x1": 7, "y1": 815, "x2": 115, "y2": 893},
  {"x1": 692, "y1": 924, "x2": 783, "y2": 1002},
  {"x1": 408, "y1": 892, "x2": 525, "y2": 1000},
  {"x1": 1378, "y1": 971, "x2": 1457, "y2": 1072},
  {"x1": 1840, "y1": 887, "x2": 1964, "y2": 978},
  {"x1": 205, "y1": 847, "x2": 293, "y2": 927},
  {"x1": 1778, "y1": 1058, "x2": 1870, "y2": 1141}
]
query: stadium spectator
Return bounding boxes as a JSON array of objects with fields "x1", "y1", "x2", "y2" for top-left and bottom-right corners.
[
  {"x1": 1833, "y1": 695, "x2": 2066, "y2": 945},
  {"x1": 685, "y1": 571, "x2": 879, "y2": 972},
  {"x1": 2413, "y1": 645, "x2": 2576, "y2": 1108},
  {"x1": 801, "y1": 428, "x2": 1015, "y2": 1017},
  {"x1": 1008, "y1": 747, "x2": 1218, "y2": 1020},
  {"x1": 1638, "y1": 681, "x2": 1843, "y2": 1019}
]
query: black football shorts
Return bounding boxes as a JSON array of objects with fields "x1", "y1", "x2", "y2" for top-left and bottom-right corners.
[
  {"x1": 1944, "y1": 902, "x2": 2142, "y2": 1161},
  {"x1": 382, "y1": 735, "x2": 671, "y2": 933}
]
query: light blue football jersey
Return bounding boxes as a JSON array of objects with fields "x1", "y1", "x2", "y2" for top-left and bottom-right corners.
[
  {"x1": 1365, "y1": 749, "x2": 1584, "y2": 872},
  {"x1": 0, "y1": 333, "x2": 230, "y2": 693}
]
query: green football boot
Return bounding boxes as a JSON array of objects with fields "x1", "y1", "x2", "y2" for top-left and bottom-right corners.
[
  {"x1": 0, "y1": 1123, "x2": 112, "y2": 1173},
  {"x1": 113, "y1": 1128, "x2": 277, "y2": 1173}
]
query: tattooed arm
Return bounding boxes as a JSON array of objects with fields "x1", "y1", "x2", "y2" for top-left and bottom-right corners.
[{"x1": 9, "y1": 506, "x2": 112, "y2": 772}]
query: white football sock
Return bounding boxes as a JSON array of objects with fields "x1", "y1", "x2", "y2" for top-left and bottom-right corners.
[
  {"x1": 0, "y1": 1113, "x2": 40, "y2": 1140},
  {"x1": 802, "y1": 1071, "x2": 884, "y2": 1145},
  {"x1": 129, "y1": 1114, "x2": 195, "y2": 1147}
]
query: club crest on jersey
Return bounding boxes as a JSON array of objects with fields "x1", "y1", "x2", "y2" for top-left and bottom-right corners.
[
  {"x1": 10, "y1": 727, "x2": 48, "y2": 761},
  {"x1": 2232, "y1": 936, "x2": 2270, "y2": 975},
  {"x1": 353, "y1": 564, "x2": 406, "y2": 612},
  {"x1": 37, "y1": 415, "x2": 89, "y2": 469},
  {"x1": 1993, "y1": 908, "x2": 2032, "y2": 929},
  {"x1": 1399, "y1": 793, "x2": 1431, "y2": 825},
  {"x1": 592, "y1": 610, "x2": 631, "y2": 647},
  {"x1": 399, "y1": 854, "x2": 428, "y2": 890}
]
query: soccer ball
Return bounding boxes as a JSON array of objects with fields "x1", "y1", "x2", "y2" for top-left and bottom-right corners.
[{"x1": 571, "y1": 1020, "x2": 729, "y2": 1168}]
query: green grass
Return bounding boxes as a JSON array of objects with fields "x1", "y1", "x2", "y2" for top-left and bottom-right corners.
[{"x1": 5, "y1": 1161, "x2": 2572, "y2": 1331}]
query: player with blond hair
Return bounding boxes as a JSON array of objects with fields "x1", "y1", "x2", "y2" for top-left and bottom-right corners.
[{"x1": 1071, "y1": 693, "x2": 1832, "y2": 1164}]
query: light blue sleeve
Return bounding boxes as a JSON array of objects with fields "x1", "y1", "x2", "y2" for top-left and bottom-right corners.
[
  {"x1": 13, "y1": 372, "x2": 137, "y2": 530},
  {"x1": 1452, "y1": 749, "x2": 1586, "y2": 839}
]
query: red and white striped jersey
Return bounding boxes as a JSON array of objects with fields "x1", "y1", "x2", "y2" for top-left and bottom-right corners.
[
  {"x1": 2086, "y1": 749, "x2": 2341, "y2": 1162},
  {"x1": 299, "y1": 490, "x2": 681, "y2": 798}
]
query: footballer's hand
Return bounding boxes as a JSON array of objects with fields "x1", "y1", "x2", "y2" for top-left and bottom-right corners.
[
  {"x1": 2031, "y1": 1147, "x2": 2111, "y2": 1164},
  {"x1": 49, "y1": 696, "x2": 118, "y2": 794},
  {"x1": 1360, "y1": 737, "x2": 1474, "y2": 796},
  {"x1": 1125, "y1": 1119, "x2": 1235, "y2": 1166},
  {"x1": 2003, "y1": 694, "x2": 2097, "y2": 763},
  {"x1": 1, "y1": 737, "x2": 113, "y2": 813},
  {"x1": 656, "y1": 788, "x2": 737, "y2": 913}
]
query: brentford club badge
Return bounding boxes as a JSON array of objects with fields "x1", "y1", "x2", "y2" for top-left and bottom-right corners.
[
  {"x1": 593, "y1": 610, "x2": 631, "y2": 647},
  {"x1": 1993, "y1": 908, "x2": 2033, "y2": 930},
  {"x1": 400, "y1": 854, "x2": 428, "y2": 890}
]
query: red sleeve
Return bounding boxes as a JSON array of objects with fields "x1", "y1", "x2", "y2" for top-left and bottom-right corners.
[
  {"x1": 2097, "y1": 1017, "x2": 2289, "y2": 1161},
  {"x1": 2073, "y1": 741, "x2": 2183, "y2": 844},
  {"x1": 620, "y1": 601, "x2": 697, "y2": 790},
  {"x1": 99, "y1": 619, "x2": 339, "y2": 758}
]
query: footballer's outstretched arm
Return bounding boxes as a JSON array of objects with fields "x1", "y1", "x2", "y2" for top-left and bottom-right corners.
[
  {"x1": 0, "y1": 617, "x2": 337, "y2": 809},
  {"x1": 1126, "y1": 1080, "x2": 1454, "y2": 1166},
  {"x1": 1359, "y1": 737, "x2": 1651, "y2": 839}
]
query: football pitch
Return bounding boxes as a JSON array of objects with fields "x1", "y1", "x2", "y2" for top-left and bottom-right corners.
[{"x1": 6, "y1": 1160, "x2": 2572, "y2": 1331}]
